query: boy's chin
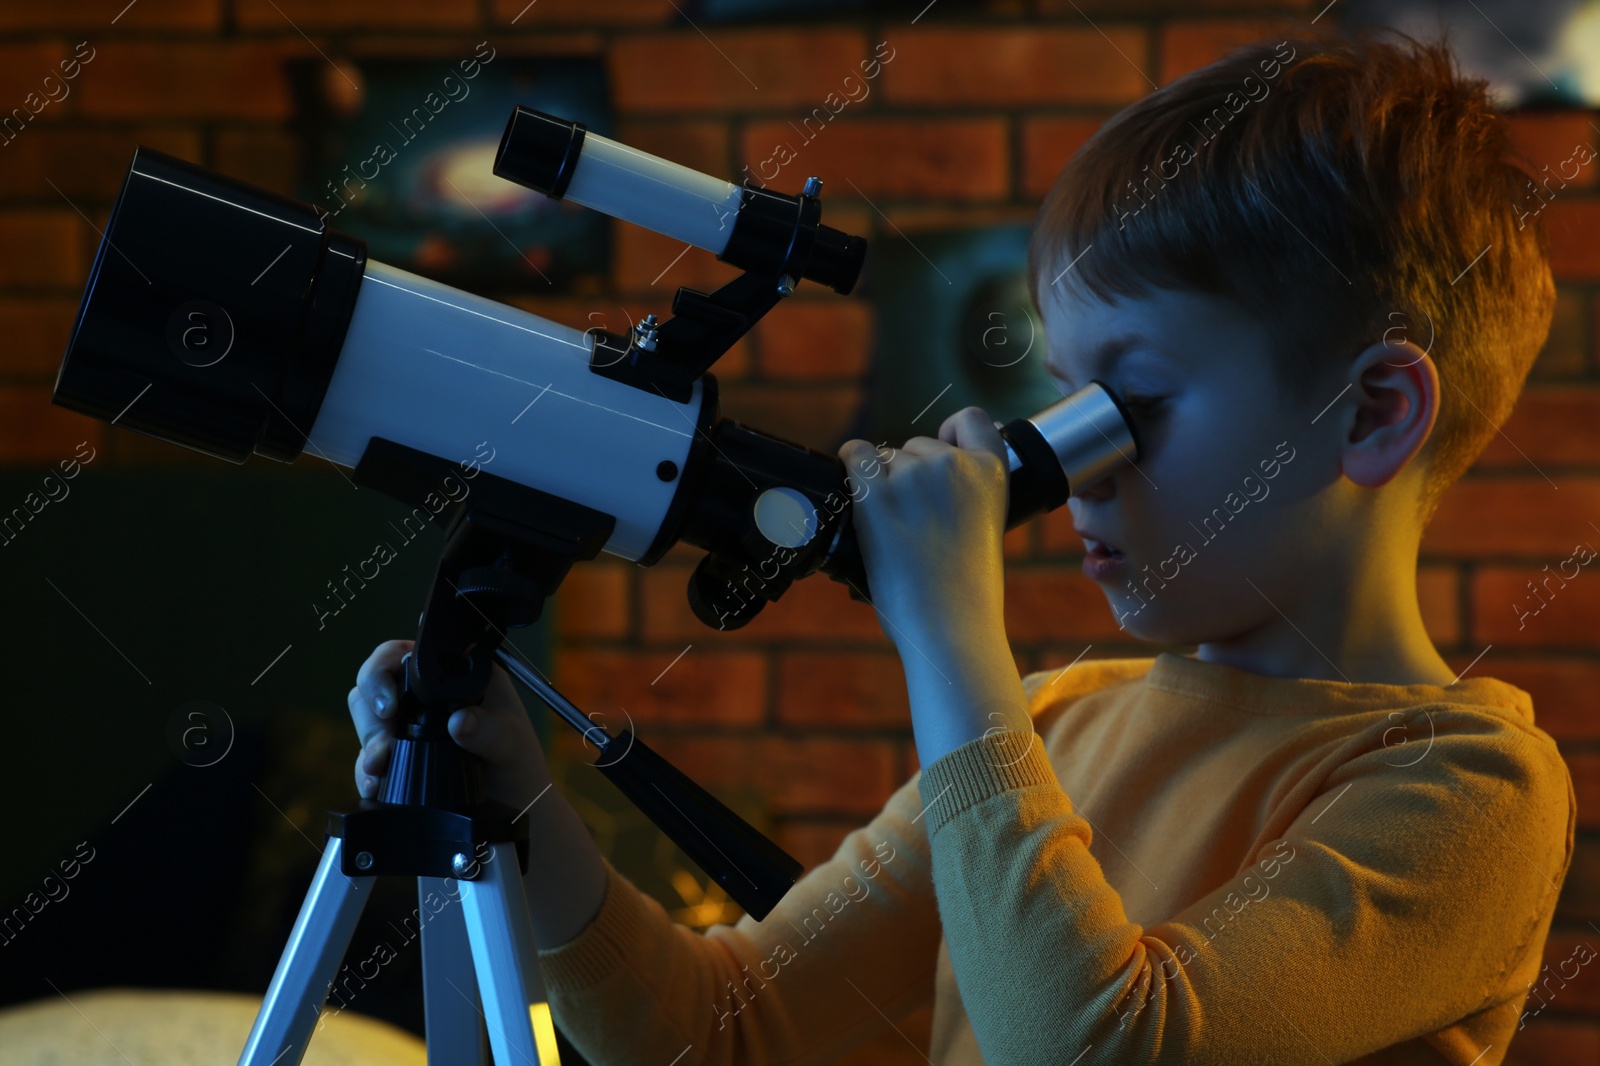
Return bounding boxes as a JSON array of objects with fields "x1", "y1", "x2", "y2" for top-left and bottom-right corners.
[{"x1": 1107, "y1": 596, "x2": 1198, "y2": 645}]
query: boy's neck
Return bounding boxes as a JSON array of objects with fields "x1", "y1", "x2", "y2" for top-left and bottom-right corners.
[{"x1": 1194, "y1": 546, "x2": 1458, "y2": 688}]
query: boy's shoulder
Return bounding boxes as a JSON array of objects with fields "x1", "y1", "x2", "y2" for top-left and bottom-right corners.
[{"x1": 1021, "y1": 656, "x2": 1155, "y2": 723}]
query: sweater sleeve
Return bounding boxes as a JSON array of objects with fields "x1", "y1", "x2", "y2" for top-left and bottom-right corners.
[
  {"x1": 532, "y1": 765, "x2": 946, "y2": 1065},
  {"x1": 916, "y1": 706, "x2": 1576, "y2": 1065}
]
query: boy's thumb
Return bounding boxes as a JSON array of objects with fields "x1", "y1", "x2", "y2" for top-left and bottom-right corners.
[{"x1": 448, "y1": 706, "x2": 491, "y2": 753}]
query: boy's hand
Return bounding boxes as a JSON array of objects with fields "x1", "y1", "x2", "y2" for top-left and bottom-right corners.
[
  {"x1": 837, "y1": 406, "x2": 1011, "y2": 653},
  {"x1": 347, "y1": 638, "x2": 553, "y2": 813}
]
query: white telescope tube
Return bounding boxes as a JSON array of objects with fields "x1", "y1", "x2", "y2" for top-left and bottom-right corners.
[
  {"x1": 308, "y1": 260, "x2": 705, "y2": 563},
  {"x1": 561, "y1": 133, "x2": 745, "y2": 257}
]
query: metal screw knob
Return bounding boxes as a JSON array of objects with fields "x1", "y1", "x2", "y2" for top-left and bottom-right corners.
[
  {"x1": 634, "y1": 313, "x2": 661, "y2": 352},
  {"x1": 354, "y1": 851, "x2": 374, "y2": 870},
  {"x1": 777, "y1": 275, "x2": 796, "y2": 297},
  {"x1": 452, "y1": 852, "x2": 474, "y2": 878},
  {"x1": 803, "y1": 176, "x2": 822, "y2": 197}
]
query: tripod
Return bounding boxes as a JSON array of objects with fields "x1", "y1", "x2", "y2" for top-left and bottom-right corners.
[{"x1": 237, "y1": 437, "x2": 804, "y2": 1065}]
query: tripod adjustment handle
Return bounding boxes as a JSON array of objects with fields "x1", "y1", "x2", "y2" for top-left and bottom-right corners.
[
  {"x1": 494, "y1": 645, "x2": 804, "y2": 921},
  {"x1": 591, "y1": 728, "x2": 803, "y2": 921}
]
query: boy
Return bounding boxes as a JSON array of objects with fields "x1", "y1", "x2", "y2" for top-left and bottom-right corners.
[{"x1": 347, "y1": 27, "x2": 1576, "y2": 1064}]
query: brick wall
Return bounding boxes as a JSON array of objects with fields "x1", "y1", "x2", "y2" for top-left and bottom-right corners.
[{"x1": 2, "y1": 2, "x2": 1595, "y2": 1063}]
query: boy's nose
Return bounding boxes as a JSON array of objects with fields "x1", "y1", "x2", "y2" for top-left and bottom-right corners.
[{"x1": 1072, "y1": 470, "x2": 1117, "y2": 501}]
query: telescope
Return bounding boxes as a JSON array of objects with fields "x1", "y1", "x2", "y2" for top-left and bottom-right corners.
[
  {"x1": 50, "y1": 105, "x2": 1140, "y2": 1066},
  {"x1": 53, "y1": 104, "x2": 1139, "y2": 632}
]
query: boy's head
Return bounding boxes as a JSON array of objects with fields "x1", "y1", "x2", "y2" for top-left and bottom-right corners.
[{"x1": 1028, "y1": 28, "x2": 1555, "y2": 649}]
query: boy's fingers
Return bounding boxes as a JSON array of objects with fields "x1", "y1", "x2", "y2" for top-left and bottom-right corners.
[
  {"x1": 361, "y1": 733, "x2": 392, "y2": 776},
  {"x1": 482, "y1": 661, "x2": 522, "y2": 713},
  {"x1": 347, "y1": 685, "x2": 388, "y2": 749},
  {"x1": 353, "y1": 752, "x2": 381, "y2": 799},
  {"x1": 355, "y1": 639, "x2": 414, "y2": 715},
  {"x1": 447, "y1": 703, "x2": 527, "y2": 764}
]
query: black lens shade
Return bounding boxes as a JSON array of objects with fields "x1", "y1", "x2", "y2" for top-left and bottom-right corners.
[{"x1": 53, "y1": 147, "x2": 366, "y2": 464}]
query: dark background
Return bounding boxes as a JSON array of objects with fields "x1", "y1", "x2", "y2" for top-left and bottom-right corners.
[{"x1": 0, "y1": 461, "x2": 557, "y2": 1042}]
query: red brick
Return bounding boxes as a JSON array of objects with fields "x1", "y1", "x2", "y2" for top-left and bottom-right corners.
[
  {"x1": 1487, "y1": 659, "x2": 1600, "y2": 744},
  {"x1": 1533, "y1": 930, "x2": 1600, "y2": 1013},
  {"x1": 1418, "y1": 565, "x2": 1460, "y2": 648},
  {"x1": 0, "y1": 44, "x2": 84, "y2": 126},
  {"x1": 1543, "y1": 199, "x2": 1600, "y2": 282},
  {"x1": 876, "y1": 205, "x2": 1039, "y2": 234},
  {"x1": 492, "y1": 0, "x2": 675, "y2": 25},
  {"x1": 553, "y1": 563, "x2": 631, "y2": 639},
  {"x1": 236, "y1": 0, "x2": 476, "y2": 28},
  {"x1": 1471, "y1": 567, "x2": 1600, "y2": 649},
  {"x1": 1533, "y1": 287, "x2": 1589, "y2": 379},
  {"x1": 0, "y1": 387, "x2": 102, "y2": 465},
  {"x1": 0, "y1": 211, "x2": 84, "y2": 288},
  {"x1": 214, "y1": 129, "x2": 300, "y2": 199},
  {"x1": 883, "y1": 27, "x2": 1150, "y2": 106},
  {"x1": 1479, "y1": 387, "x2": 1600, "y2": 468},
  {"x1": 613, "y1": 119, "x2": 729, "y2": 184},
  {"x1": 1042, "y1": 0, "x2": 1314, "y2": 11},
  {"x1": 1568, "y1": 751, "x2": 1600, "y2": 831},
  {"x1": 1424, "y1": 478, "x2": 1600, "y2": 557},
  {"x1": 1506, "y1": 1017, "x2": 1600, "y2": 1066},
  {"x1": 641, "y1": 560, "x2": 891, "y2": 645},
  {"x1": 740, "y1": 118, "x2": 1009, "y2": 202},
  {"x1": 755, "y1": 300, "x2": 871, "y2": 380},
  {"x1": 0, "y1": 1, "x2": 217, "y2": 28},
  {"x1": 0, "y1": 299, "x2": 77, "y2": 378},
  {"x1": 615, "y1": 224, "x2": 742, "y2": 293},
  {"x1": 552, "y1": 647, "x2": 765, "y2": 728},
  {"x1": 1021, "y1": 116, "x2": 1104, "y2": 200},
  {"x1": 1557, "y1": 837, "x2": 1600, "y2": 924},
  {"x1": 1507, "y1": 110, "x2": 1600, "y2": 192},
  {"x1": 611, "y1": 29, "x2": 869, "y2": 113},
  {"x1": 0, "y1": 127, "x2": 199, "y2": 200},
  {"x1": 642, "y1": 735, "x2": 900, "y2": 817},
  {"x1": 345, "y1": 34, "x2": 600, "y2": 58},
  {"x1": 79, "y1": 43, "x2": 313, "y2": 120},
  {"x1": 776, "y1": 651, "x2": 908, "y2": 729},
  {"x1": 1157, "y1": 19, "x2": 1295, "y2": 85},
  {"x1": 1005, "y1": 567, "x2": 1133, "y2": 642},
  {"x1": 1003, "y1": 521, "x2": 1032, "y2": 561}
]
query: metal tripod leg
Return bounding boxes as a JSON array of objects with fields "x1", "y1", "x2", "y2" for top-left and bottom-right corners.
[
  {"x1": 420, "y1": 875, "x2": 489, "y2": 1065},
  {"x1": 458, "y1": 841, "x2": 561, "y2": 1065},
  {"x1": 239, "y1": 839, "x2": 558, "y2": 1066},
  {"x1": 238, "y1": 836, "x2": 376, "y2": 1066}
]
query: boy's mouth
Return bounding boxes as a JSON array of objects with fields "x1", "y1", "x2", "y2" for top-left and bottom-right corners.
[{"x1": 1078, "y1": 532, "x2": 1125, "y2": 559}]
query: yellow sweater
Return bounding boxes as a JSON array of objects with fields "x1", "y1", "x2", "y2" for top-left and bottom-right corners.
[{"x1": 535, "y1": 652, "x2": 1576, "y2": 1065}]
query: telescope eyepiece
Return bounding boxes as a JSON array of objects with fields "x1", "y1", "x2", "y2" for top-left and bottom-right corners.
[{"x1": 493, "y1": 105, "x2": 586, "y2": 198}]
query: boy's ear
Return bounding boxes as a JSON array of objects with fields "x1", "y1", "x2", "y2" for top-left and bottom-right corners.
[{"x1": 1338, "y1": 336, "x2": 1440, "y2": 490}]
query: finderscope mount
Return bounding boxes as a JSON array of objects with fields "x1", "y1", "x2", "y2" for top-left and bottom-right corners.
[{"x1": 493, "y1": 105, "x2": 866, "y2": 404}]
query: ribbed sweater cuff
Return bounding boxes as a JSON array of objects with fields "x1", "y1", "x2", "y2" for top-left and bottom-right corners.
[
  {"x1": 916, "y1": 729, "x2": 1057, "y2": 837},
  {"x1": 534, "y1": 856, "x2": 644, "y2": 993}
]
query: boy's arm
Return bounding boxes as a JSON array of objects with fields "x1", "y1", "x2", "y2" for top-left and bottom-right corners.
[
  {"x1": 532, "y1": 762, "x2": 945, "y2": 1065},
  {"x1": 914, "y1": 693, "x2": 1576, "y2": 1066}
]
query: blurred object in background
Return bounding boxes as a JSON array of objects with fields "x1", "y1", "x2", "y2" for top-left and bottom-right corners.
[{"x1": 288, "y1": 53, "x2": 613, "y2": 296}]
